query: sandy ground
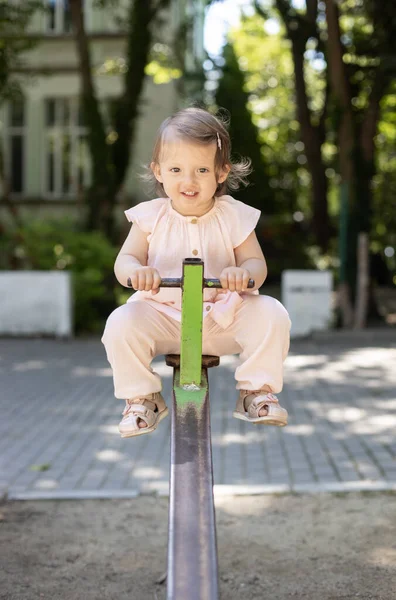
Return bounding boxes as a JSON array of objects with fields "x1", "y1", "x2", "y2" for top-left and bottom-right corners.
[{"x1": 1, "y1": 492, "x2": 395, "y2": 600}]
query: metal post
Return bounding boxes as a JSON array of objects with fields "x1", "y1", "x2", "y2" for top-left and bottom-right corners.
[{"x1": 180, "y1": 258, "x2": 203, "y2": 386}]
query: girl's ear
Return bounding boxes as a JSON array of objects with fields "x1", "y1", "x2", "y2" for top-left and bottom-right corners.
[
  {"x1": 218, "y1": 164, "x2": 231, "y2": 184},
  {"x1": 151, "y1": 161, "x2": 163, "y2": 183}
]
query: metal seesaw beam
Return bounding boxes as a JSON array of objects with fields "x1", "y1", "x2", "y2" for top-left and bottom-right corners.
[
  {"x1": 164, "y1": 259, "x2": 219, "y2": 600},
  {"x1": 162, "y1": 263, "x2": 253, "y2": 600},
  {"x1": 167, "y1": 366, "x2": 218, "y2": 600}
]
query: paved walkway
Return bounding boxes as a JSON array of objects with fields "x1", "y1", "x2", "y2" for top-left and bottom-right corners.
[{"x1": 0, "y1": 329, "x2": 395, "y2": 499}]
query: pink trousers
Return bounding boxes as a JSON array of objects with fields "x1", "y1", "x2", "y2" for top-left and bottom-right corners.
[{"x1": 101, "y1": 294, "x2": 291, "y2": 401}]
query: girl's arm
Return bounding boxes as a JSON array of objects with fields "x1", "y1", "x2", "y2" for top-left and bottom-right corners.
[
  {"x1": 234, "y1": 231, "x2": 267, "y2": 291},
  {"x1": 114, "y1": 224, "x2": 155, "y2": 288}
]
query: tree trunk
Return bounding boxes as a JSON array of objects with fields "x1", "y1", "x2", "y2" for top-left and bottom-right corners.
[
  {"x1": 0, "y1": 144, "x2": 25, "y2": 269},
  {"x1": 69, "y1": 0, "x2": 115, "y2": 236},
  {"x1": 354, "y1": 232, "x2": 369, "y2": 328},
  {"x1": 324, "y1": 0, "x2": 356, "y2": 326},
  {"x1": 324, "y1": 0, "x2": 392, "y2": 327},
  {"x1": 359, "y1": 70, "x2": 389, "y2": 232},
  {"x1": 358, "y1": 70, "x2": 391, "y2": 323},
  {"x1": 271, "y1": 0, "x2": 331, "y2": 251},
  {"x1": 70, "y1": 0, "x2": 171, "y2": 239},
  {"x1": 112, "y1": 1, "x2": 162, "y2": 191},
  {"x1": 291, "y1": 41, "x2": 330, "y2": 251}
]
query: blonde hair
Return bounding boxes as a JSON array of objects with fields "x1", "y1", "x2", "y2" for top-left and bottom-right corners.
[{"x1": 142, "y1": 107, "x2": 252, "y2": 196}]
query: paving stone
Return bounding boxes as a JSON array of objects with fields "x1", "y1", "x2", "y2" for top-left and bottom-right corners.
[{"x1": 0, "y1": 332, "x2": 395, "y2": 497}]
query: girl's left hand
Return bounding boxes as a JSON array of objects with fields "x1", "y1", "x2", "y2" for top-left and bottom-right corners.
[{"x1": 220, "y1": 267, "x2": 250, "y2": 292}]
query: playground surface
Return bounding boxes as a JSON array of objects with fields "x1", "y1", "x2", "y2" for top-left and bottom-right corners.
[
  {"x1": 1, "y1": 491, "x2": 394, "y2": 599},
  {"x1": 1, "y1": 329, "x2": 396, "y2": 499},
  {"x1": 0, "y1": 328, "x2": 395, "y2": 598}
]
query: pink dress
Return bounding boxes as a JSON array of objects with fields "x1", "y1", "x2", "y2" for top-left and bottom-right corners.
[{"x1": 124, "y1": 195, "x2": 261, "y2": 329}]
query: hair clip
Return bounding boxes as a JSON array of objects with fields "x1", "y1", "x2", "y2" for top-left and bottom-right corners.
[{"x1": 216, "y1": 132, "x2": 222, "y2": 150}]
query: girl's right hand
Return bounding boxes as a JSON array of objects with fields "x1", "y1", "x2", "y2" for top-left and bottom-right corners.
[{"x1": 128, "y1": 267, "x2": 161, "y2": 295}]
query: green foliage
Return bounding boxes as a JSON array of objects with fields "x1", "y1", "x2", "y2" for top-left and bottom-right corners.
[
  {"x1": 0, "y1": 219, "x2": 118, "y2": 333},
  {"x1": 97, "y1": 43, "x2": 182, "y2": 85},
  {"x1": 226, "y1": 15, "x2": 306, "y2": 216},
  {"x1": 211, "y1": 13, "x2": 325, "y2": 278},
  {"x1": 145, "y1": 42, "x2": 182, "y2": 84},
  {"x1": 0, "y1": 0, "x2": 44, "y2": 102},
  {"x1": 330, "y1": 1, "x2": 396, "y2": 284},
  {"x1": 215, "y1": 42, "x2": 274, "y2": 212},
  {"x1": 29, "y1": 463, "x2": 51, "y2": 472},
  {"x1": 221, "y1": 7, "x2": 395, "y2": 286}
]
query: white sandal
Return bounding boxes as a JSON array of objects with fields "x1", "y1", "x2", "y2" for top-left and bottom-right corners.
[
  {"x1": 118, "y1": 392, "x2": 168, "y2": 438},
  {"x1": 233, "y1": 390, "x2": 288, "y2": 427}
]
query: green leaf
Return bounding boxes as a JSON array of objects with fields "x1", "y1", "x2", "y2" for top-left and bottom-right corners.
[{"x1": 29, "y1": 463, "x2": 51, "y2": 472}]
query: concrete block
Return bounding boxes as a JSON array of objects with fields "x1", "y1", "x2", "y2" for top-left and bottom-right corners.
[
  {"x1": 0, "y1": 271, "x2": 72, "y2": 337},
  {"x1": 282, "y1": 270, "x2": 333, "y2": 337}
]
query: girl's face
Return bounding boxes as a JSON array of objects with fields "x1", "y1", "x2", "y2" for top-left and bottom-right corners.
[{"x1": 151, "y1": 138, "x2": 229, "y2": 216}]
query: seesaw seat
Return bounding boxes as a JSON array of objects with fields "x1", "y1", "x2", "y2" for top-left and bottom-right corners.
[{"x1": 165, "y1": 354, "x2": 220, "y2": 368}]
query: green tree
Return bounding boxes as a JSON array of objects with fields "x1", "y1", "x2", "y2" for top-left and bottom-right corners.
[
  {"x1": 0, "y1": 1, "x2": 43, "y2": 102},
  {"x1": 249, "y1": 0, "x2": 396, "y2": 325},
  {"x1": 69, "y1": 0, "x2": 172, "y2": 238},
  {"x1": 226, "y1": 15, "x2": 309, "y2": 220},
  {"x1": 0, "y1": 1, "x2": 44, "y2": 252},
  {"x1": 215, "y1": 42, "x2": 273, "y2": 212},
  {"x1": 255, "y1": 0, "x2": 331, "y2": 252},
  {"x1": 323, "y1": 0, "x2": 396, "y2": 324}
]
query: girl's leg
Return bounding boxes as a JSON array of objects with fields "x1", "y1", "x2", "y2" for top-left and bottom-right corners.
[
  {"x1": 101, "y1": 301, "x2": 180, "y2": 400},
  {"x1": 232, "y1": 294, "x2": 291, "y2": 393},
  {"x1": 203, "y1": 294, "x2": 291, "y2": 393}
]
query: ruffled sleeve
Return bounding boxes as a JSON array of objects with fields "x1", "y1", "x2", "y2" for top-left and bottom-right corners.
[
  {"x1": 217, "y1": 195, "x2": 261, "y2": 248},
  {"x1": 124, "y1": 198, "x2": 167, "y2": 234}
]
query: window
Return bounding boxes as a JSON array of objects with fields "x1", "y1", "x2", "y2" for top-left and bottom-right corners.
[
  {"x1": 5, "y1": 96, "x2": 26, "y2": 194},
  {"x1": 43, "y1": 97, "x2": 91, "y2": 197},
  {"x1": 46, "y1": 0, "x2": 74, "y2": 33}
]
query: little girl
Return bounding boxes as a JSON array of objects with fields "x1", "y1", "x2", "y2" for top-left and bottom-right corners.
[{"x1": 102, "y1": 107, "x2": 291, "y2": 438}]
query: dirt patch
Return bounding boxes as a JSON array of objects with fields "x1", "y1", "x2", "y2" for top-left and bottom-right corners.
[{"x1": 1, "y1": 492, "x2": 395, "y2": 599}]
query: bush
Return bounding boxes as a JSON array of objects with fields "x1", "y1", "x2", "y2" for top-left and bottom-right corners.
[{"x1": 0, "y1": 219, "x2": 118, "y2": 333}]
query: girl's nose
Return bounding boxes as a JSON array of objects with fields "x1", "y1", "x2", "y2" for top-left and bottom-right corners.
[{"x1": 183, "y1": 172, "x2": 197, "y2": 184}]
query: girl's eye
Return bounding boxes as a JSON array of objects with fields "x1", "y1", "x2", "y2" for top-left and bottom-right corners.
[{"x1": 169, "y1": 167, "x2": 209, "y2": 173}]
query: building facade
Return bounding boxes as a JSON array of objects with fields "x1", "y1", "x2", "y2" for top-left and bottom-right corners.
[{"x1": 1, "y1": 0, "x2": 205, "y2": 215}]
